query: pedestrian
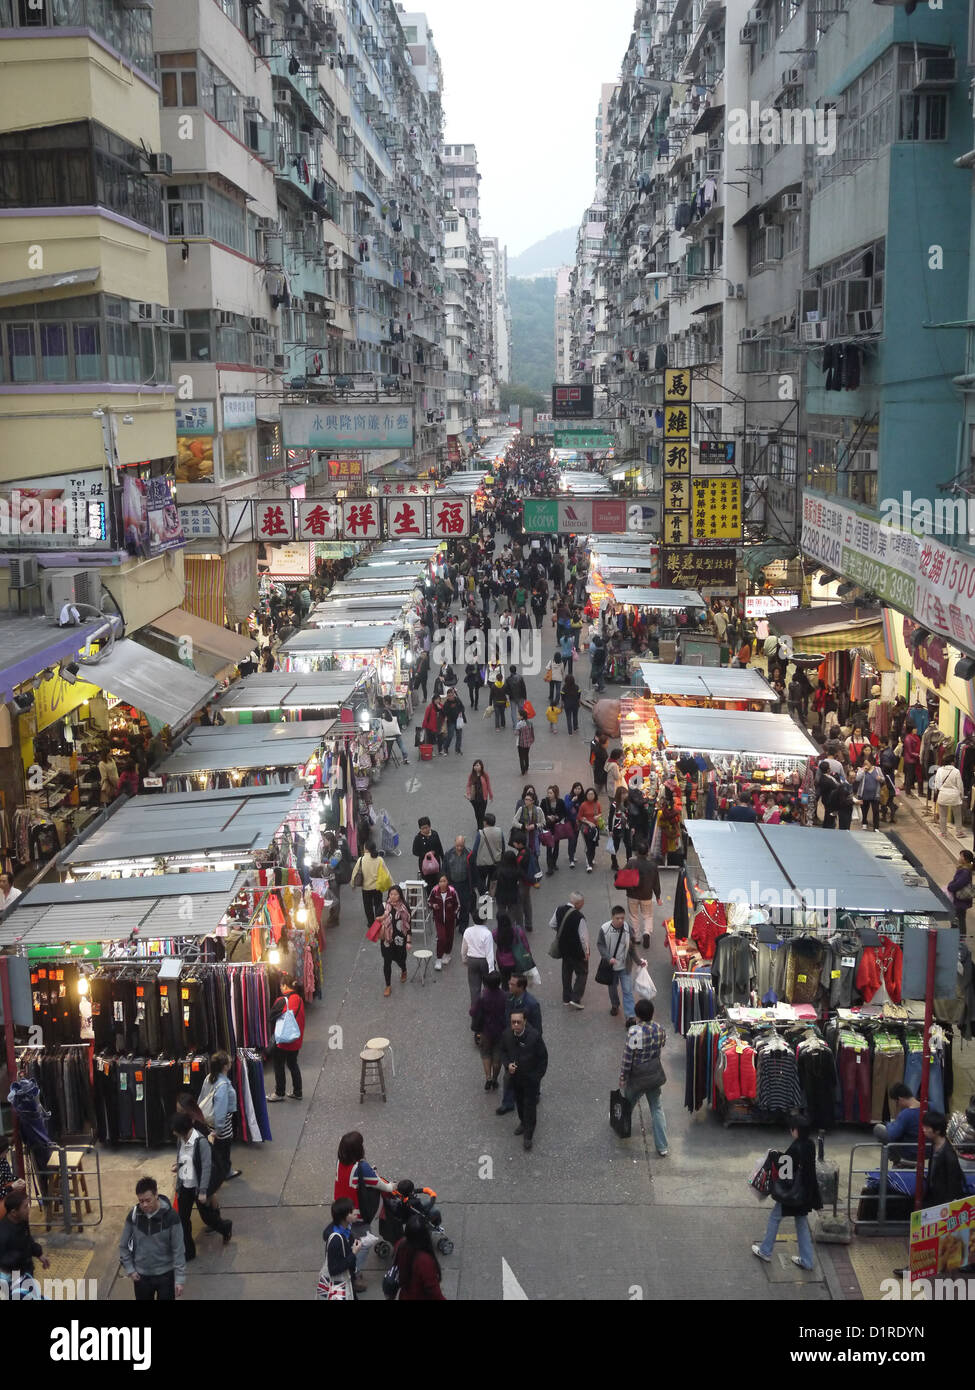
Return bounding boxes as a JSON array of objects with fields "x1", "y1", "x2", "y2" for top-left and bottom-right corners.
[
  {"x1": 597, "y1": 903, "x2": 645, "y2": 1021},
  {"x1": 608, "y1": 787, "x2": 631, "y2": 871},
  {"x1": 461, "y1": 914, "x2": 497, "y2": 1006},
  {"x1": 413, "y1": 651, "x2": 430, "y2": 701},
  {"x1": 466, "y1": 759, "x2": 493, "y2": 830},
  {"x1": 934, "y1": 760, "x2": 965, "y2": 838},
  {"x1": 751, "y1": 1111, "x2": 822, "y2": 1271},
  {"x1": 171, "y1": 1112, "x2": 233, "y2": 1259},
  {"x1": 118, "y1": 1176, "x2": 186, "y2": 1301},
  {"x1": 268, "y1": 976, "x2": 305, "y2": 1101},
  {"x1": 879, "y1": 736, "x2": 900, "y2": 823},
  {"x1": 472, "y1": 812, "x2": 505, "y2": 893},
  {"x1": 470, "y1": 969, "x2": 507, "y2": 1090},
  {"x1": 421, "y1": 695, "x2": 444, "y2": 752},
  {"x1": 464, "y1": 661, "x2": 483, "y2": 710},
  {"x1": 546, "y1": 651, "x2": 563, "y2": 706},
  {"x1": 562, "y1": 781, "x2": 585, "y2": 867},
  {"x1": 377, "y1": 884, "x2": 412, "y2": 996},
  {"x1": 511, "y1": 705, "x2": 533, "y2": 775},
  {"x1": 393, "y1": 1215, "x2": 447, "y2": 1300},
  {"x1": 590, "y1": 732, "x2": 610, "y2": 792},
  {"x1": 352, "y1": 839, "x2": 393, "y2": 927},
  {"x1": 540, "y1": 784, "x2": 567, "y2": 875},
  {"x1": 412, "y1": 816, "x2": 445, "y2": 888},
  {"x1": 619, "y1": 838, "x2": 663, "y2": 944},
  {"x1": 854, "y1": 756, "x2": 882, "y2": 831},
  {"x1": 202, "y1": 1050, "x2": 241, "y2": 1188},
  {"x1": 0, "y1": 1187, "x2": 49, "y2": 1297},
  {"x1": 619, "y1": 998, "x2": 669, "y2": 1157},
  {"x1": 561, "y1": 672, "x2": 581, "y2": 734},
  {"x1": 495, "y1": 975, "x2": 543, "y2": 1116},
  {"x1": 429, "y1": 874, "x2": 460, "y2": 971},
  {"x1": 606, "y1": 748, "x2": 624, "y2": 801},
  {"x1": 333, "y1": 1132, "x2": 397, "y2": 1293},
  {"x1": 551, "y1": 892, "x2": 590, "y2": 1009},
  {"x1": 493, "y1": 846, "x2": 522, "y2": 924},
  {"x1": 589, "y1": 636, "x2": 606, "y2": 693},
  {"x1": 490, "y1": 675, "x2": 509, "y2": 729},
  {"x1": 902, "y1": 723, "x2": 921, "y2": 795},
  {"x1": 379, "y1": 710, "x2": 410, "y2": 765},
  {"x1": 492, "y1": 912, "x2": 531, "y2": 989},
  {"x1": 499, "y1": 1009, "x2": 549, "y2": 1151},
  {"x1": 511, "y1": 790, "x2": 545, "y2": 867},
  {"x1": 576, "y1": 786, "x2": 602, "y2": 872},
  {"x1": 317, "y1": 1198, "x2": 360, "y2": 1300},
  {"x1": 443, "y1": 687, "x2": 465, "y2": 755},
  {"x1": 921, "y1": 1111, "x2": 969, "y2": 1204},
  {"x1": 947, "y1": 849, "x2": 974, "y2": 936}
]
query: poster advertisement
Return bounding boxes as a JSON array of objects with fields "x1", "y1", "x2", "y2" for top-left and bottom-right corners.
[
  {"x1": 908, "y1": 1195, "x2": 974, "y2": 1281},
  {"x1": 122, "y1": 473, "x2": 184, "y2": 557}
]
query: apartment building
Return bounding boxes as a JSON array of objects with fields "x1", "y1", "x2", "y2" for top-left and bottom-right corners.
[
  {"x1": 555, "y1": 265, "x2": 573, "y2": 383},
  {"x1": 595, "y1": 82, "x2": 618, "y2": 183},
  {"x1": 443, "y1": 141, "x2": 480, "y2": 233},
  {"x1": 444, "y1": 207, "x2": 481, "y2": 460},
  {"x1": 482, "y1": 235, "x2": 510, "y2": 394}
]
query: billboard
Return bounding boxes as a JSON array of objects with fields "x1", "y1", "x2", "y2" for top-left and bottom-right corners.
[
  {"x1": 552, "y1": 384, "x2": 594, "y2": 419},
  {"x1": 281, "y1": 405, "x2": 415, "y2": 450},
  {"x1": 662, "y1": 546, "x2": 737, "y2": 591}
]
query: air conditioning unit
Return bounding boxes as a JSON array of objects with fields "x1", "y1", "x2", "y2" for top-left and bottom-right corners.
[
  {"x1": 257, "y1": 216, "x2": 277, "y2": 232},
  {"x1": 250, "y1": 315, "x2": 270, "y2": 333},
  {"x1": 274, "y1": 88, "x2": 293, "y2": 108},
  {"x1": 242, "y1": 96, "x2": 261, "y2": 113},
  {"x1": 129, "y1": 301, "x2": 158, "y2": 323},
  {"x1": 740, "y1": 326, "x2": 762, "y2": 341},
  {"x1": 157, "y1": 307, "x2": 183, "y2": 327},
  {"x1": 739, "y1": 23, "x2": 758, "y2": 45},
  {"x1": 757, "y1": 212, "x2": 775, "y2": 230},
  {"x1": 42, "y1": 569, "x2": 102, "y2": 620},
  {"x1": 254, "y1": 14, "x2": 274, "y2": 34},
  {"x1": 800, "y1": 320, "x2": 827, "y2": 344},
  {"x1": 8, "y1": 555, "x2": 39, "y2": 591},
  {"x1": 273, "y1": 354, "x2": 290, "y2": 370},
  {"x1": 262, "y1": 232, "x2": 284, "y2": 263},
  {"x1": 147, "y1": 152, "x2": 173, "y2": 175},
  {"x1": 747, "y1": 7, "x2": 763, "y2": 21},
  {"x1": 849, "y1": 309, "x2": 880, "y2": 334},
  {"x1": 780, "y1": 192, "x2": 801, "y2": 212},
  {"x1": 914, "y1": 55, "x2": 956, "y2": 88},
  {"x1": 781, "y1": 68, "x2": 802, "y2": 89},
  {"x1": 217, "y1": 309, "x2": 236, "y2": 327}
]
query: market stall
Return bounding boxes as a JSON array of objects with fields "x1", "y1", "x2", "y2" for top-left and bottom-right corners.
[
  {"x1": 636, "y1": 663, "x2": 780, "y2": 705},
  {"x1": 154, "y1": 719, "x2": 338, "y2": 790},
  {"x1": 676, "y1": 821, "x2": 962, "y2": 1135},
  {"x1": 278, "y1": 623, "x2": 415, "y2": 717},
  {"x1": 215, "y1": 672, "x2": 369, "y2": 724}
]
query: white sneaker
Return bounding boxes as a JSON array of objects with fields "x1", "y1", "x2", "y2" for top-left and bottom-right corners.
[
  {"x1": 442, "y1": 954, "x2": 451, "y2": 965},
  {"x1": 434, "y1": 960, "x2": 443, "y2": 971},
  {"x1": 751, "y1": 1244, "x2": 771, "y2": 1263}
]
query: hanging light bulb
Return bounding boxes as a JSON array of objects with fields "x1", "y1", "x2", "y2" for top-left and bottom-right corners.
[
  {"x1": 268, "y1": 946, "x2": 281, "y2": 965},
  {"x1": 296, "y1": 902, "x2": 309, "y2": 925},
  {"x1": 77, "y1": 975, "x2": 89, "y2": 997}
]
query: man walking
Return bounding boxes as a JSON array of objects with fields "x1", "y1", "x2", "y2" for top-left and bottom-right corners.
[
  {"x1": 0, "y1": 1187, "x2": 49, "y2": 1297},
  {"x1": 496, "y1": 975, "x2": 543, "y2": 1116},
  {"x1": 118, "y1": 1176, "x2": 186, "y2": 1301},
  {"x1": 597, "y1": 904, "x2": 643, "y2": 1021},
  {"x1": 171, "y1": 1112, "x2": 232, "y2": 1259},
  {"x1": 621, "y1": 839, "x2": 662, "y2": 944},
  {"x1": 619, "y1": 999, "x2": 669, "y2": 1156},
  {"x1": 499, "y1": 1010, "x2": 548, "y2": 1151},
  {"x1": 550, "y1": 892, "x2": 589, "y2": 1010},
  {"x1": 444, "y1": 834, "x2": 474, "y2": 930}
]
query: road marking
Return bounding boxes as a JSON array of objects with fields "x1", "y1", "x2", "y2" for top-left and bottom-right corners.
[
  {"x1": 405, "y1": 777, "x2": 423, "y2": 794},
  {"x1": 502, "y1": 1258, "x2": 528, "y2": 1300}
]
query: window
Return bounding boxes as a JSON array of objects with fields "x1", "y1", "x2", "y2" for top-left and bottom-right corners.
[
  {"x1": 898, "y1": 93, "x2": 947, "y2": 141},
  {"x1": 824, "y1": 45, "x2": 948, "y2": 181},
  {"x1": 159, "y1": 52, "x2": 199, "y2": 107},
  {"x1": 0, "y1": 0, "x2": 154, "y2": 77},
  {"x1": 403, "y1": 25, "x2": 418, "y2": 42}
]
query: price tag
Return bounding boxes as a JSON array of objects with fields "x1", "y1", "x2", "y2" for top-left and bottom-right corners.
[
  {"x1": 797, "y1": 973, "x2": 807, "y2": 983},
  {"x1": 831, "y1": 969, "x2": 841, "y2": 979},
  {"x1": 135, "y1": 1084, "x2": 144, "y2": 1102},
  {"x1": 119, "y1": 1072, "x2": 128, "y2": 1091},
  {"x1": 841, "y1": 956, "x2": 856, "y2": 968}
]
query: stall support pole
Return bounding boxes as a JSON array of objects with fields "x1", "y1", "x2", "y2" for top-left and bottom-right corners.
[
  {"x1": 913, "y1": 927, "x2": 938, "y2": 1212},
  {"x1": 0, "y1": 956, "x2": 24, "y2": 1180}
]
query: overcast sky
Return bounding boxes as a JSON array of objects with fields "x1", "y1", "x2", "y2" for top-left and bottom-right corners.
[{"x1": 421, "y1": 0, "x2": 635, "y2": 258}]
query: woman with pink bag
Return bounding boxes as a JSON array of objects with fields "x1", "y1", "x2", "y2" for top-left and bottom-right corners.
[{"x1": 375, "y1": 885, "x2": 412, "y2": 997}]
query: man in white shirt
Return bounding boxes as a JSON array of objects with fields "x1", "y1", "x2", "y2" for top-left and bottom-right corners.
[
  {"x1": 379, "y1": 712, "x2": 409, "y2": 764},
  {"x1": 461, "y1": 920, "x2": 496, "y2": 1007},
  {"x1": 0, "y1": 874, "x2": 21, "y2": 913}
]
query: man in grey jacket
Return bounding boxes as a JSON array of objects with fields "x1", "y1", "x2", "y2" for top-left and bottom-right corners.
[
  {"x1": 443, "y1": 834, "x2": 474, "y2": 928},
  {"x1": 118, "y1": 1176, "x2": 186, "y2": 1300},
  {"x1": 472, "y1": 814, "x2": 505, "y2": 894}
]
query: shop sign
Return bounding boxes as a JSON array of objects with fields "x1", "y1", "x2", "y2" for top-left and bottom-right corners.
[
  {"x1": 27, "y1": 943, "x2": 102, "y2": 960},
  {"x1": 662, "y1": 546, "x2": 737, "y2": 591},
  {"x1": 699, "y1": 440, "x2": 736, "y2": 466},
  {"x1": 431, "y1": 497, "x2": 471, "y2": 538},
  {"x1": 264, "y1": 542, "x2": 313, "y2": 578},
  {"x1": 553, "y1": 430, "x2": 614, "y2": 449},
  {"x1": 904, "y1": 617, "x2": 949, "y2": 688},
  {"x1": 222, "y1": 395, "x2": 257, "y2": 431},
  {"x1": 908, "y1": 1195, "x2": 974, "y2": 1282},
  {"x1": 326, "y1": 459, "x2": 363, "y2": 481},
  {"x1": 255, "y1": 500, "x2": 294, "y2": 541},
  {"x1": 692, "y1": 478, "x2": 742, "y2": 541},
  {"x1": 174, "y1": 401, "x2": 216, "y2": 435},
  {"x1": 33, "y1": 670, "x2": 103, "y2": 733},
  {"x1": 0, "y1": 471, "x2": 109, "y2": 549},
  {"x1": 523, "y1": 499, "x2": 559, "y2": 534},
  {"x1": 281, "y1": 405, "x2": 415, "y2": 450},
  {"x1": 388, "y1": 498, "x2": 427, "y2": 539},
  {"x1": 316, "y1": 542, "x2": 359, "y2": 558},
  {"x1": 763, "y1": 558, "x2": 789, "y2": 582},
  {"x1": 626, "y1": 497, "x2": 662, "y2": 533},
  {"x1": 552, "y1": 384, "x2": 594, "y2": 419},
  {"x1": 376, "y1": 481, "x2": 435, "y2": 496},
  {"x1": 800, "y1": 493, "x2": 918, "y2": 610},
  {"x1": 296, "y1": 500, "x2": 339, "y2": 541},
  {"x1": 340, "y1": 499, "x2": 381, "y2": 540},
  {"x1": 178, "y1": 504, "x2": 220, "y2": 540},
  {"x1": 745, "y1": 593, "x2": 799, "y2": 618}
]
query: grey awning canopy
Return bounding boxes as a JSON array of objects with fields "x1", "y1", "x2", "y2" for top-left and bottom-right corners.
[
  {"x1": 157, "y1": 719, "x2": 337, "y2": 776},
  {"x1": 637, "y1": 663, "x2": 779, "y2": 702},
  {"x1": 656, "y1": 706, "x2": 818, "y2": 758},
  {"x1": 63, "y1": 784, "x2": 302, "y2": 869},
  {"x1": 310, "y1": 601, "x2": 414, "y2": 626},
  {"x1": 0, "y1": 870, "x2": 246, "y2": 946},
  {"x1": 79, "y1": 639, "x2": 216, "y2": 729},
  {"x1": 610, "y1": 587, "x2": 706, "y2": 609},
  {"x1": 687, "y1": 822, "x2": 948, "y2": 917},
  {"x1": 279, "y1": 624, "x2": 399, "y2": 654},
  {"x1": 330, "y1": 579, "x2": 422, "y2": 596},
  {"x1": 216, "y1": 672, "x2": 366, "y2": 712},
  {"x1": 0, "y1": 265, "x2": 99, "y2": 302}
]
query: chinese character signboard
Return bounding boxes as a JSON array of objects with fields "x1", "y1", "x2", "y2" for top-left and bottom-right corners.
[
  {"x1": 281, "y1": 406, "x2": 414, "y2": 450},
  {"x1": 222, "y1": 395, "x2": 257, "y2": 431},
  {"x1": 662, "y1": 370, "x2": 693, "y2": 572},
  {"x1": 265, "y1": 542, "x2": 313, "y2": 578},
  {"x1": 662, "y1": 546, "x2": 737, "y2": 591},
  {"x1": 340, "y1": 499, "x2": 381, "y2": 540},
  {"x1": 692, "y1": 478, "x2": 742, "y2": 540},
  {"x1": 432, "y1": 497, "x2": 471, "y2": 538},
  {"x1": 745, "y1": 593, "x2": 800, "y2": 618},
  {"x1": 0, "y1": 470, "x2": 109, "y2": 550},
  {"x1": 552, "y1": 384, "x2": 594, "y2": 419},
  {"x1": 909, "y1": 1195, "x2": 974, "y2": 1282},
  {"x1": 326, "y1": 458, "x2": 364, "y2": 482},
  {"x1": 255, "y1": 500, "x2": 294, "y2": 541},
  {"x1": 296, "y1": 500, "x2": 339, "y2": 541},
  {"x1": 174, "y1": 401, "x2": 216, "y2": 435},
  {"x1": 553, "y1": 430, "x2": 615, "y2": 449},
  {"x1": 699, "y1": 440, "x2": 736, "y2": 467},
  {"x1": 388, "y1": 499, "x2": 427, "y2": 539},
  {"x1": 178, "y1": 504, "x2": 220, "y2": 540}
]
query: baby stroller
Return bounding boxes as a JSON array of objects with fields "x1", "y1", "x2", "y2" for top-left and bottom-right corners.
[{"x1": 374, "y1": 1179, "x2": 454, "y2": 1258}]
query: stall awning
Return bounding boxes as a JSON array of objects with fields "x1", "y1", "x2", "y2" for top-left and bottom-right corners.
[
  {"x1": 656, "y1": 706, "x2": 818, "y2": 758},
  {"x1": 610, "y1": 586, "x2": 706, "y2": 610},
  {"x1": 637, "y1": 663, "x2": 779, "y2": 703},
  {"x1": 279, "y1": 624, "x2": 399, "y2": 654},
  {"x1": 157, "y1": 719, "x2": 337, "y2": 777},
  {"x1": 741, "y1": 543, "x2": 797, "y2": 582},
  {"x1": 687, "y1": 822, "x2": 948, "y2": 917},
  {"x1": 63, "y1": 784, "x2": 303, "y2": 869},
  {"x1": 0, "y1": 870, "x2": 246, "y2": 946},
  {"x1": 0, "y1": 613, "x2": 122, "y2": 705},
  {"x1": 217, "y1": 672, "x2": 366, "y2": 713},
  {"x1": 76, "y1": 639, "x2": 216, "y2": 729},
  {"x1": 147, "y1": 609, "x2": 254, "y2": 680},
  {"x1": 769, "y1": 602, "x2": 883, "y2": 654},
  {"x1": 0, "y1": 265, "x2": 99, "y2": 303}
]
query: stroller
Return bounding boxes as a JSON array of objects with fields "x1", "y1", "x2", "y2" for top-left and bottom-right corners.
[{"x1": 374, "y1": 1179, "x2": 454, "y2": 1258}]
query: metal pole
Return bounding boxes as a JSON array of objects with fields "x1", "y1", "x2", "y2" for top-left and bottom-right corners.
[
  {"x1": 0, "y1": 956, "x2": 24, "y2": 1181},
  {"x1": 913, "y1": 927, "x2": 938, "y2": 1212}
]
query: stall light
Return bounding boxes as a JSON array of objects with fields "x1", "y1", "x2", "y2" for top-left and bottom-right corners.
[
  {"x1": 359, "y1": 710, "x2": 371, "y2": 728},
  {"x1": 268, "y1": 946, "x2": 281, "y2": 965},
  {"x1": 295, "y1": 901, "x2": 309, "y2": 925},
  {"x1": 76, "y1": 974, "x2": 89, "y2": 997}
]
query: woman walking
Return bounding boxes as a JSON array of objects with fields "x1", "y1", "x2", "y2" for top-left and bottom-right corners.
[
  {"x1": 561, "y1": 673, "x2": 581, "y2": 735},
  {"x1": 752, "y1": 1112, "x2": 822, "y2": 1271},
  {"x1": 204, "y1": 1051, "x2": 240, "y2": 1188},
  {"x1": 464, "y1": 661, "x2": 483, "y2": 710},
  {"x1": 421, "y1": 696, "x2": 444, "y2": 752},
  {"x1": 576, "y1": 787, "x2": 602, "y2": 873},
  {"x1": 442, "y1": 687, "x2": 465, "y2": 756},
  {"x1": 546, "y1": 651, "x2": 563, "y2": 706},
  {"x1": 268, "y1": 977, "x2": 305, "y2": 1101},
  {"x1": 466, "y1": 759, "x2": 493, "y2": 830},
  {"x1": 511, "y1": 791, "x2": 545, "y2": 867},
  {"x1": 334, "y1": 1131, "x2": 397, "y2": 1292},
  {"x1": 608, "y1": 787, "x2": 632, "y2": 871},
  {"x1": 412, "y1": 816, "x2": 445, "y2": 889},
  {"x1": 377, "y1": 885, "x2": 412, "y2": 996},
  {"x1": 392, "y1": 1215, "x2": 446, "y2": 1300},
  {"x1": 540, "y1": 784, "x2": 566, "y2": 876},
  {"x1": 429, "y1": 874, "x2": 460, "y2": 971},
  {"x1": 493, "y1": 848, "x2": 522, "y2": 926},
  {"x1": 490, "y1": 676, "x2": 509, "y2": 729},
  {"x1": 515, "y1": 706, "x2": 535, "y2": 775},
  {"x1": 470, "y1": 969, "x2": 507, "y2": 1090},
  {"x1": 947, "y1": 848, "x2": 974, "y2": 937},
  {"x1": 563, "y1": 781, "x2": 586, "y2": 868},
  {"x1": 353, "y1": 839, "x2": 392, "y2": 927},
  {"x1": 492, "y1": 913, "x2": 531, "y2": 990}
]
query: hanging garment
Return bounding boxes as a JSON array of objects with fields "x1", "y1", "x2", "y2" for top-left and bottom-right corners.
[
  {"x1": 711, "y1": 934, "x2": 755, "y2": 1007},
  {"x1": 797, "y1": 1039, "x2": 839, "y2": 1129},
  {"x1": 825, "y1": 929, "x2": 863, "y2": 1009},
  {"x1": 754, "y1": 1040, "x2": 803, "y2": 1114},
  {"x1": 785, "y1": 937, "x2": 828, "y2": 1007}
]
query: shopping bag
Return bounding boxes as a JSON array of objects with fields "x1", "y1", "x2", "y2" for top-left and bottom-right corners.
[
  {"x1": 526, "y1": 966, "x2": 542, "y2": 989},
  {"x1": 748, "y1": 1151, "x2": 779, "y2": 1201},
  {"x1": 366, "y1": 918, "x2": 383, "y2": 942},
  {"x1": 521, "y1": 699, "x2": 535, "y2": 719},
  {"x1": 421, "y1": 851, "x2": 440, "y2": 877},
  {"x1": 614, "y1": 868, "x2": 640, "y2": 890},
  {"x1": 609, "y1": 1089, "x2": 632, "y2": 1138},
  {"x1": 274, "y1": 1003, "x2": 300, "y2": 1045},
  {"x1": 375, "y1": 861, "x2": 393, "y2": 894},
  {"x1": 633, "y1": 964, "x2": 657, "y2": 1003}
]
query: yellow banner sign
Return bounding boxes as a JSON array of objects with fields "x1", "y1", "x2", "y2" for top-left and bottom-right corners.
[
  {"x1": 33, "y1": 671, "x2": 102, "y2": 733},
  {"x1": 664, "y1": 369, "x2": 692, "y2": 405},
  {"x1": 693, "y1": 478, "x2": 743, "y2": 541},
  {"x1": 663, "y1": 442, "x2": 691, "y2": 476},
  {"x1": 664, "y1": 477, "x2": 689, "y2": 511},
  {"x1": 663, "y1": 513, "x2": 691, "y2": 545},
  {"x1": 663, "y1": 405, "x2": 691, "y2": 440}
]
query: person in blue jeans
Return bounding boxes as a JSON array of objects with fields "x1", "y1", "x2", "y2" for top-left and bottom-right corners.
[
  {"x1": 597, "y1": 905, "x2": 644, "y2": 1021},
  {"x1": 619, "y1": 998, "x2": 668, "y2": 1156},
  {"x1": 752, "y1": 1113, "x2": 822, "y2": 1271}
]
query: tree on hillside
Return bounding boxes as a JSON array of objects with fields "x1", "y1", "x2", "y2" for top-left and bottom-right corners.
[
  {"x1": 509, "y1": 277, "x2": 556, "y2": 396},
  {"x1": 500, "y1": 383, "x2": 546, "y2": 413}
]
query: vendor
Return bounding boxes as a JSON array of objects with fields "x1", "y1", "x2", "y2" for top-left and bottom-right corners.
[
  {"x1": 872, "y1": 1083, "x2": 921, "y2": 1160},
  {"x1": 724, "y1": 791, "x2": 758, "y2": 823}
]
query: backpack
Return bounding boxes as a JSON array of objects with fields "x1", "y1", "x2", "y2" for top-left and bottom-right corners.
[{"x1": 354, "y1": 1163, "x2": 382, "y2": 1223}]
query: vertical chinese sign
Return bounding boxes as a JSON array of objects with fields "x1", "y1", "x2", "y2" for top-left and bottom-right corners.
[{"x1": 662, "y1": 368, "x2": 692, "y2": 565}]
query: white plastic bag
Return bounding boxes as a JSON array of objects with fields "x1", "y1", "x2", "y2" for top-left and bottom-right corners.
[
  {"x1": 526, "y1": 966, "x2": 542, "y2": 989},
  {"x1": 633, "y1": 964, "x2": 657, "y2": 1003}
]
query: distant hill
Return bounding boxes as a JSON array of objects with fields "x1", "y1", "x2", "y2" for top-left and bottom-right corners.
[
  {"x1": 508, "y1": 227, "x2": 576, "y2": 279},
  {"x1": 510, "y1": 276, "x2": 556, "y2": 397}
]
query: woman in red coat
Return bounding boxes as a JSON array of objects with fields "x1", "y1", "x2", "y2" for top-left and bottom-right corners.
[
  {"x1": 268, "y1": 977, "x2": 305, "y2": 1101},
  {"x1": 394, "y1": 1216, "x2": 446, "y2": 1300},
  {"x1": 428, "y1": 876, "x2": 460, "y2": 970},
  {"x1": 421, "y1": 697, "x2": 445, "y2": 751}
]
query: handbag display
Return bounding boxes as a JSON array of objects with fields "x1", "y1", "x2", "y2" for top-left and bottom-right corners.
[
  {"x1": 614, "y1": 867, "x2": 640, "y2": 890},
  {"x1": 609, "y1": 1089, "x2": 632, "y2": 1138}
]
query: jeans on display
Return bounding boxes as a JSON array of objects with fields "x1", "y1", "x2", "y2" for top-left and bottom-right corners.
[
  {"x1": 758, "y1": 1203, "x2": 815, "y2": 1269},
  {"x1": 448, "y1": 722, "x2": 463, "y2": 754},
  {"x1": 904, "y1": 1049, "x2": 945, "y2": 1113},
  {"x1": 608, "y1": 968, "x2": 635, "y2": 1019},
  {"x1": 624, "y1": 1082, "x2": 668, "y2": 1154}
]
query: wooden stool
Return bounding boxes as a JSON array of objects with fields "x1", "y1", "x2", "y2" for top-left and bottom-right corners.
[
  {"x1": 411, "y1": 948, "x2": 433, "y2": 984},
  {"x1": 366, "y1": 1035, "x2": 396, "y2": 1077},
  {"x1": 359, "y1": 1048, "x2": 387, "y2": 1103},
  {"x1": 46, "y1": 1149, "x2": 93, "y2": 1233}
]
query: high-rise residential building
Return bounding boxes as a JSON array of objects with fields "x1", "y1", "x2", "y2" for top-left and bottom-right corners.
[
  {"x1": 555, "y1": 265, "x2": 573, "y2": 383},
  {"x1": 482, "y1": 236, "x2": 510, "y2": 390},
  {"x1": 442, "y1": 142, "x2": 480, "y2": 233},
  {"x1": 444, "y1": 206, "x2": 481, "y2": 461},
  {"x1": 595, "y1": 82, "x2": 617, "y2": 183}
]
